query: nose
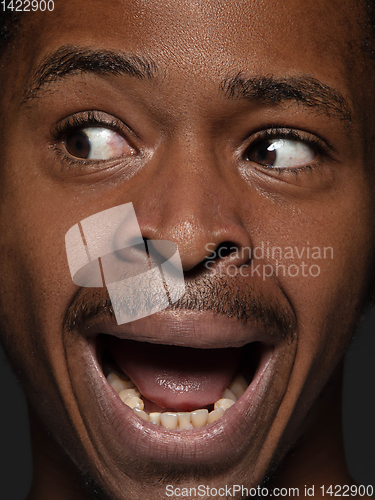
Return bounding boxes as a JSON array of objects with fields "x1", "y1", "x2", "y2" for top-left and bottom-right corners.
[{"x1": 131, "y1": 137, "x2": 253, "y2": 273}]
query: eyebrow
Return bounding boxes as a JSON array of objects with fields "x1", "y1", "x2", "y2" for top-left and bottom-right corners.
[
  {"x1": 219, "y1": 72, "x2": 352, "y2": 122},
  {"x1": 22, "y1": 46, "x2": 352, "y2": 123},
  {"x1": 22, "y1": 45, "x2": 158, "y2": 103}
]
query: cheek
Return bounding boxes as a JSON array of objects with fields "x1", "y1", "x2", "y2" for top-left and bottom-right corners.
[
  {"x1": 241, "y1": 174, "x2": 374, "y2": 374},
  {"x1": 0, "y1": 162, "x2": 75, "y2": 392},
  {"x1": 233, "y1": 177, "x2": 375, "y2": 457},
  {"x1": 0, "y1": 178, "x2": 92, "y2": 464}
]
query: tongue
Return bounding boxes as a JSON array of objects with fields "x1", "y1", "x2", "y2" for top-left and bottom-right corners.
[{"x1": 108, "y1": 338, "x2": 243, "y2": 411}]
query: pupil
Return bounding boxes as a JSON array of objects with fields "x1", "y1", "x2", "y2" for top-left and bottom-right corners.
[
  {"x1": 66, "y1": 132, "x2": 91, "y2": 159},
  {"x1": 257, "y1": 146, "x2": 269, "y2": 163}
]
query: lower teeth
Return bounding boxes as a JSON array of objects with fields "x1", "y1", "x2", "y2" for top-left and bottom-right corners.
[{"x1": 106, "y1": 370, "x2": 248, "y2": 430}]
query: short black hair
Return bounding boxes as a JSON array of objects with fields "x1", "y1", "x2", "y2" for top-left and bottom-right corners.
[{"x1": 0, "y1": 11, "x2": 20, "y2": 50}]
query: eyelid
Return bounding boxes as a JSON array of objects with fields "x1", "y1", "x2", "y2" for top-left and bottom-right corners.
[
  {"x1": 51, "y1": 110, "x2": 139, "y2": 154},
  {"x1": 241, "y1": 127, "x2": 332, "y2": 172},
  {"x1": 49, "y1": 110, "x2": 141, "y2": 172},
  {"x1": 247, "y1": 127, "x2": 331, "y2": 154}
]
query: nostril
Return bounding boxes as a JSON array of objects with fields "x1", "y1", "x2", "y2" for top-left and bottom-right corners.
[{"x1": 206, "y1": 242, "x2": 240, "y2": 261}]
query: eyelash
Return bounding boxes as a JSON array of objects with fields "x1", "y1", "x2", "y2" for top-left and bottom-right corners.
[
  {"x1": 243, "y1": 127, "x2": 331, "y2": 174},
  {"x1": 51, "y1": 111, "x2": 135, "y2": 170}
]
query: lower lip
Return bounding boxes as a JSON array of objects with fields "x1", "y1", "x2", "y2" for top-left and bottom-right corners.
[{"x1": 82, "y1": 338, "x2": 280, "y2": 464}]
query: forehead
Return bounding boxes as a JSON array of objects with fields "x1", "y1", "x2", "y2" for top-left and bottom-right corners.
[{"x1": 8, "y1": 0, "x2": 366, "y2": 96}]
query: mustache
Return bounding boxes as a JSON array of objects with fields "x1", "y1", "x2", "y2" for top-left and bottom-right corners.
[{"x1": 64, "y1": 273, "x2": 296, "y2": 339}]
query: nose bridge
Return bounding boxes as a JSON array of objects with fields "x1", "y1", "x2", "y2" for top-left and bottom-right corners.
[
  {"x1": 134, "y1": 133, "x2": 253, "y2": 271},
  {"x1": 161, "y1": 137, "x2": 219, "y2": 228}
]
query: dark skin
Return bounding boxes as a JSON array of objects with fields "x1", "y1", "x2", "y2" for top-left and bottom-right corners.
[{"x1": 0, "y1": 0, "x2": 374, "y2": 499}]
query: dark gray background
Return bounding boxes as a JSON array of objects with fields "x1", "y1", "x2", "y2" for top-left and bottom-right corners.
[{"x1": 0, "y1": 309, "x2": 374, "y2": 499}]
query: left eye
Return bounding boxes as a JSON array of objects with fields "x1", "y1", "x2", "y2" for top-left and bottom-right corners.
[
  {"x1": 64, "y1": 127, "x2": 135, "y2": 160},
  {"x1": 245, "y1": 138, "x2": 315, "y2": 169}
]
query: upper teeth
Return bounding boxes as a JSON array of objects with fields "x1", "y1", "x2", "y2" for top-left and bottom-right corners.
[{"x1": 106, "y1": 370, "x2": 248, "y2": 430}]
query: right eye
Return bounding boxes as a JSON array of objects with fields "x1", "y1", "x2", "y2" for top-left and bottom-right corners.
[
  {"x1": 244, "y1": 137, "x2": 316, "y2": 170},
  {"x1": 64, "y1": 127, "x2": 136, "y2": 160}
]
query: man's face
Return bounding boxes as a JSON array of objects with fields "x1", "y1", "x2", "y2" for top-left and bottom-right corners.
[{"x1": 0, "y1": 0, "x2": 374, "y2": 498}]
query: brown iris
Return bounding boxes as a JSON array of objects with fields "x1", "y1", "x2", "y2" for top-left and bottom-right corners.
[
  {"x1": 245, "y1": 140, "x2": 277, "y2": 167},
  {"x1": 65, "y1": 131, "x2": 91, "y2": 159}
]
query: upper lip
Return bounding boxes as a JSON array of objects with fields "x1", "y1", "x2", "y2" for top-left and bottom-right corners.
[
  {"x1": 82, "y1": 309, "x2": 283, "y2": 349},
  {"x1": 64, "y1": 271, "x2": 296, "y2": 348}
]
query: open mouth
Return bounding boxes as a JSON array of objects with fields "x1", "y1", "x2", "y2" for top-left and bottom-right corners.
[
  {"x1": 97, "y1": 336, "x2": 272, "y2": 431},
  {"x1": 68, "y1": 306, "x2": 295, "y2": 468}
]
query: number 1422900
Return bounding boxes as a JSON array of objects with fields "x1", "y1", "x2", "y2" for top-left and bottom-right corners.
[{"x1": 1, "y1": 0, "x2": 54, "y2": 11}]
